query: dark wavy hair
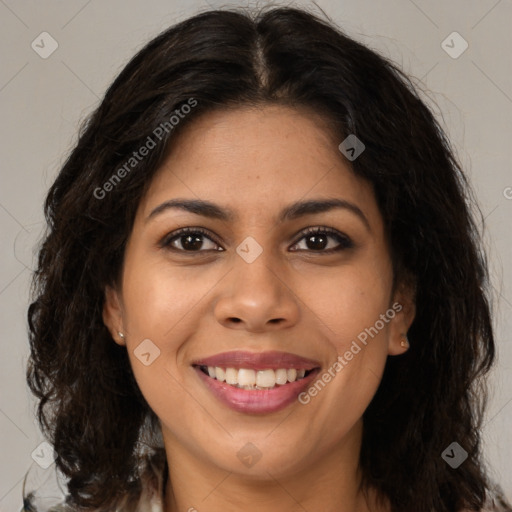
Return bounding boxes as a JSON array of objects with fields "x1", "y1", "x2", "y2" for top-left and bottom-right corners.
[{"x1": 26, "y1": 5, "x2": 508, "y2": 512}]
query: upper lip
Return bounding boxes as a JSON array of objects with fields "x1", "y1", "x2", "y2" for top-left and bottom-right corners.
[{"x1": 191, "y1": 350, "x2": 321, "y2": 371}]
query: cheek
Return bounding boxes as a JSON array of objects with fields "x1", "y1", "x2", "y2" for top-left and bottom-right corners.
[
  {"x1": 295, "y1": 259, "x2": 392, "y2": 344},
  {"x1": 121, "y1": 256, "x2": 219, "y2": 342},
  {"x1": 299, "y1": 318, "x2": 390, "y2": 448},
  {"x1": 294, "y1": 262, "x2": 392, "y2": 421},
  {"x1": 118, "y1": 260, "x2": 213, "y2": 409}
]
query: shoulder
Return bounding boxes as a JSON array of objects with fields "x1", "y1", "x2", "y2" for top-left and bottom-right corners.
[
  {"x1": 484, "y1": 485, "x2": 512, "y2": 511},
  {"x1": 21, "y1": 448, "x2": 167, "y2": 512},
  {"x1": 21, "y1": 454, "x2": 70, "y2": 512},
  {"x1": 462, "y1": 484, "x2": 512, "y2": 512}
]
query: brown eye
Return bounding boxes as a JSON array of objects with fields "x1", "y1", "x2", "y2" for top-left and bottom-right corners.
[
  {"x1": 160, "y1": 228, "x2": 223, "y2": 252},
  {"x1": 290, "y1": 227, "x2": 354, "y2": 253}
]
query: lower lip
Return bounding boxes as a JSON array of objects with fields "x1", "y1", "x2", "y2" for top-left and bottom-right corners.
[{"x1": 194, "y1": 366, "x2": 321, "y2": 414}]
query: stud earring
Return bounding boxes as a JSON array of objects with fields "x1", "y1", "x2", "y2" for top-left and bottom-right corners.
[
  {"x1": 400, "y1": 333, "x2": 409, "y2": 348},
  {"x1": 118, "y1": 331, "x2": 125, "y2": 339}
]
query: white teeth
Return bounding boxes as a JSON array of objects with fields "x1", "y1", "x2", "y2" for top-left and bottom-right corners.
[
  {"x1": 225, "y1": 368, "x2": 238, "y2": 385},
  {"x1": 275, "y1": 369, "x2": 288, "y2": 385},
  {"x1": 215, "y1": 367, "x2": 226, "y2": 382},
  {"x1": 256, "y1": 369, "x2": 276, "y2": 388},
  {"x1": 204, "y1": 366, "x2": 311, "y2": 389},
  {"x1": 287, "y1": 369, "x2": 297, "y2": 382},
  {"x1": 238, "y1": 368, "x2": 256, "y2": 387}
]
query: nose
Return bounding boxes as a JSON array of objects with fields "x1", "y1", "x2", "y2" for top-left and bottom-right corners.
[{"x1": 213, "y1": 249, "x2": 300, "y2": 333}]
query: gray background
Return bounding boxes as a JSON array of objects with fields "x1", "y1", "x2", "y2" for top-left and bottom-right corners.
[{"x1": 1, "y1": 0, "x2": 511, "y2": 510}]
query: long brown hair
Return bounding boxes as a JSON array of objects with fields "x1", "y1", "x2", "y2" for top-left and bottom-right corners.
[{"x1": 27, "y1": 6, "x2": 505, "y2": 511}]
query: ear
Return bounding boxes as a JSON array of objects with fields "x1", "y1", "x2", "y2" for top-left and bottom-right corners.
[
  {"x1": 387, "y1": 278, "x2": 416, "y2": 356},
  {"x1": 102, "y1": 284, "x2": 126, "y2": 346}
]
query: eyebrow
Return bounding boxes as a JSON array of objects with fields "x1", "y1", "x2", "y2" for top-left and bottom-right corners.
[{"x1": 146, "y1": 197, "x2": 371, "y2": 231}]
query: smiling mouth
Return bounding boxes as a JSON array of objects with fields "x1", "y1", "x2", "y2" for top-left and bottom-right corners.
[{"x1": 195, "y1": 365, "x2": 316, "y2": 390}]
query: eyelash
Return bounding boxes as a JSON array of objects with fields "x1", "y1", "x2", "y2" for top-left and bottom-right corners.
[{"x1": 159, "y1": 226, "x2": 354, "y2": 254}]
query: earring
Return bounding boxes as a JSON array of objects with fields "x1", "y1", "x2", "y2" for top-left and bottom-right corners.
[
  {"x1": 118, "y1": 331, "x2": 125, "y2": 339},
  {"x1": 400, "y1": 334, "x2": 409, "y2": 348}
]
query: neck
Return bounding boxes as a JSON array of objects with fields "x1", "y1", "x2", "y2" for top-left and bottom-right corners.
[{"x1": 161, "y1": 420, "x2": 389, "y2": 512}]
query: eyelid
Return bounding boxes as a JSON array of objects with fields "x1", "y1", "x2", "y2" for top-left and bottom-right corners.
[
  {"x1": 159, "y1": 226, "x2": 354, "y2": 253},
  {"x1": 290, "y1": 226, "x2": 354, "y2": 252},
  {"x1": 159, "y1": 227, "x2": 224, "y2": 251}
]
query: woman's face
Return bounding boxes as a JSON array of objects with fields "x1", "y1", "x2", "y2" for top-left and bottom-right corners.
[{"x1": 104, "y1": 104, "x2": 414, "y2": 480}]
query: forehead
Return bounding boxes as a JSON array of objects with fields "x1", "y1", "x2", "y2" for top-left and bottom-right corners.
[{"x1": 137, "y1": 105, "x2": 381, "y2": 228}]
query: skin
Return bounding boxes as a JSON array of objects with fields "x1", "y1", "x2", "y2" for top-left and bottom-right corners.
[{"x1": 103, "y1": 104, "x2": 415, "y2": 512}]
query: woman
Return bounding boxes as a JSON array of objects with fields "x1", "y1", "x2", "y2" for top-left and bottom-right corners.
[{"x1": 23, "y1": 5, "x2": 511, "y2": 512}]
